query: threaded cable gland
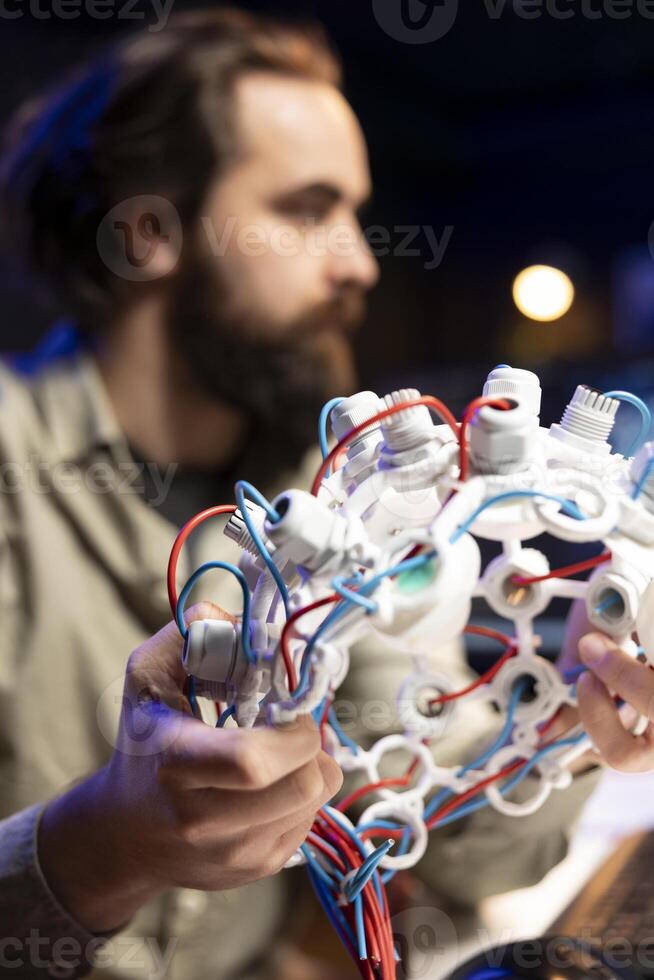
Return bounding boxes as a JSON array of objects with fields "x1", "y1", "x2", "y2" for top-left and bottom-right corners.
[
  {"x1": 330, "y1": 392, "x2": 383, "y2": 444},
  {"x1": 380, "y1": 388, "x2": 434, "y2": 454},
  {"x1": 483, "y1": 365, "x2": 542, "y2": 416},
  {"x1": 224, "y1": 502, "x2": 270, "y2": 557},
  {"x1": 559, "y1": 385, "x2": 618, "y2": 444}
]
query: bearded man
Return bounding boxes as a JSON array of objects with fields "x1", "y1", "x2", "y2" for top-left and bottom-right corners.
[{"x1": 0, "y1": 10, "x2": 600, "y2": 980}]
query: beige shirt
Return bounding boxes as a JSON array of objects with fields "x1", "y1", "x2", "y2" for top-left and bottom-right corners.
[{"x1": 0, "y1": 350, "x2": 599, "y2": 979}]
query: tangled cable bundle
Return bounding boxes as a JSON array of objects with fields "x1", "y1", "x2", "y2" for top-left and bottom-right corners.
[{"x1": 167, "y1": 366, "x2": 654, "y2": 979}]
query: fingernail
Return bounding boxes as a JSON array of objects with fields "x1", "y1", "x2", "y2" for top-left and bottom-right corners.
[{"x1": 580, "y1": 633, "x2": 610, "y2": 666}]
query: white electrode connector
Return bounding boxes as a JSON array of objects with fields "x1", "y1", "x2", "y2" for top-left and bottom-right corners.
[
  {"x1": 378, "y1": 388, "x2": 456, "y2": 491},
  {"x1": 483, "y1": 365, "x2": 542, "y2": 417},
  {"x1": 469, "y1": 396, "x2": 538, "y2": 475},
  {"x1": 264, "y1": 489, "x2": 377, "y2": 574},
  {"x1": 330, "y1": 391, "x2": 384, "y2": 486},
  {"x1": 182, "y1": 618, "x2": 242, "y2": 699},
  {"x1": 550, "y1": 385, "x2": 619, "y2": 456},
  {"x1": 224, "y1": 502, "x2": 272, "y2": 558}
]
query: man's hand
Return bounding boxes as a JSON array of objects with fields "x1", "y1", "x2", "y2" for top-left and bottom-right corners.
[
  {"x1": 577, "y1": 632, "x2": 654, "y2": 773},
  {"x1": 39, "y1": 603, "x2": 342, "y2": 933}
]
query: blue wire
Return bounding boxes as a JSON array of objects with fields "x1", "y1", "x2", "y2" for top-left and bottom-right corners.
[
  {"x1": 466, "y1": 970, "x2": 512, "y2": 980},
  {"x1": 331, "y1": 574, "x2": 378, "y2": 613},
  {"x1": 307, "y1": 866, "x2": 358, "y2": 955},
  {"x1": 234, "y1": 481, "x2": 290, "y2": 617},
  {"x1": 346, "y1": 839, "x2": 394, "y2": 902},
  {"x1": 353, "y1": 821, "x2": 409, "y2": 886},
  {"x1": 328, "y1": 708, "x2": 360, "y2": 754},
  {"x1": 594, "y1": 591, "x2": 621, "y2": 615},
  {"x1": 451, "y1": 491, "x2": 585, "y2": 543},
  {"x1": 382, "y1": 829, "x2": 411, "y2": 885},
  {"x1": 216, "y1": 704, "x2": 236, "y2": 728},
  {"x1": 234, "y1": 479, "x2": 281, "y2": 522},
  {"x1": 319, "y1": 397, "x2": 345, "y2": 468},
  {"x1": 424, "y1": 678, "x2": 527, "y2": 821},
  {"x1": 301, "y1": 843, "x2": 338, "y2": 888},
  {"x1": 431, "y1": 732, "x2": 587, "y2": 830},
  {"x1": 459, "y1": 677, "x2": 528, "y2": 774},
  {"x1": 295, "y1": 550, "x2": 437, "y2": 699},
  {"x1": 176, "y1": 561, "x2": 255, "y2": 664},
  {"x1": 354, "y1": 895, "x2": 367, "y2": 960},
  {"x1": 325, "y1": 807, "x2": 384, "y2": 904},
  {"x1": 187, "y1": 674, "x2": 198, "y2": 715},
  {"x1": 603, "y1": 390, "x2": 652, "y2": 458},
  {"x1": 500, "y1": 732, "x2": 586, "y2": 796}
]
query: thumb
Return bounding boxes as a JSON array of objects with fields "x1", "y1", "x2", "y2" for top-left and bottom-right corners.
[{"x1": 125, "y1": 602, "x2": 235, "y2": 710}]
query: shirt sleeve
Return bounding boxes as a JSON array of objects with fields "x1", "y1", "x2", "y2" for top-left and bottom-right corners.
[{"x1": 0, "y1": 803, "x2": 111, "y2": 979}]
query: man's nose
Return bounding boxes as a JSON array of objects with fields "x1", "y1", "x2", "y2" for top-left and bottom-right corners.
[{"x1": 329, "y1": 225, "x2": 380, "y2": 293}]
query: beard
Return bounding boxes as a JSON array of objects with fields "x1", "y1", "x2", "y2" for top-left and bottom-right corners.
[{"x1": 165, "y1": 245, "x2": 366, "y2": 484}]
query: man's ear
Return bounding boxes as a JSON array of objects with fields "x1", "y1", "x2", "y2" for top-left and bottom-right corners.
[{"x1": 97, "y1": 194, "x2": 184, "y2": 283}]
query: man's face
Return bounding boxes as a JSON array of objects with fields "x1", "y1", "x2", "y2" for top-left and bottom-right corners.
[
  {"x1": 206, "y1": 72, "x2": 379, "y2": 350},
  {"x1": 166, "y1": 72, "x2": 378, "y2": 471}
]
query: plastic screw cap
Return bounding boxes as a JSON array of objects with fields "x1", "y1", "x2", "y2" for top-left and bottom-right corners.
[
  {"x1": 560, "y1": 385, "x2": 619, "y2": 444},
  {"x1": 483, "y1": 365, "x2": 542, "y2": 417},
  {"x1": 330, "y1": 391, "x2": 384, "y2": 442}
]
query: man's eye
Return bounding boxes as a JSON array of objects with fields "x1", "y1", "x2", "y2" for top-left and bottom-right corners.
[{"x1": 280, "y1": 201, "x2": 331, "y2": 221}]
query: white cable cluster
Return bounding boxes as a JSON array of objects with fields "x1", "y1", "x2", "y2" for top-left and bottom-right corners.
[{"x1": 182, "y1": 366, "x2": 654, "y2": 873}]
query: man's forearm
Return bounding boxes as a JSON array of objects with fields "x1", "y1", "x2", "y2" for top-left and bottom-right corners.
[{"x1": 38, "y1": 766, "x2": 163, "y2": 934}]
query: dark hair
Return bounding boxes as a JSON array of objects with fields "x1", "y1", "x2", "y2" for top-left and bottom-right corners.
[{"x1": 0, "y1": 9, "x2": 342, "y2": 331}]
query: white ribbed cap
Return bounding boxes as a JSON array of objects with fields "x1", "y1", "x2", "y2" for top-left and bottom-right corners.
[
  {"x1": 560, "y1": 385, "x2": 618, "y2": 443},
  {"x1": 483, "y1": 365, "x2": 542, "y2": 417},
  {"x1": 330, "y1": 391, "x2": 383, "y2": 442}
]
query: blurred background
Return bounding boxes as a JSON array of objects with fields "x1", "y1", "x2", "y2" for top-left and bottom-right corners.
[
  {"x1": 3, "y1": 2, "x2": 654, "y2": 378},
  {"x1": 2, "y1": 1, "x2": 654, "y2": 655}
]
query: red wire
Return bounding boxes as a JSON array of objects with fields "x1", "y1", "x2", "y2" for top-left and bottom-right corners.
[
  {"x1": 512, "y1": 550, "x2": 612, "y2": 586},
  {"x1": 429, "y1": 643, "x2": 517, "y2": 706},
  {"x1": 322, "y1": 810, "x2": 395, "y2": 974},
  {"x1": 311, "y1": 395, "x2": 460, "y2": 496},
  {"x1": 459, "y1": 396, "x2": 513, "y2": 483},
  {"x1": 336, "y1": 776, "x2": 414, "y2": 814},
  {"x1": 318, "y1": 810, "x2": 396, "y2": 977},
  {"x1": 279, "y1": 594, "x2": 339, "y2": 694},
  {"x1": 167, "y1": 504, "x2": 237, "y2": 616},
  {"x1": 464, "y1": 623, "x2": 515, "y2": 646},
  {"x1": 311, "y1": 817, "x2": 383, "y2": 978},
  {"x1": 426, "y1": 722, "x2": 575, "y2": 830},
  {"x1": 426, "y1": 757, "x2": 524, "y2": 829}
]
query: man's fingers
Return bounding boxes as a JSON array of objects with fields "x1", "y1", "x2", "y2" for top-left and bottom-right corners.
[
  {"x1": 125, "y1": 602, "x2": 235, "y2": 704},
  {"x1": 577, "y1": 671, "x2": 654, "y2": 773},
  {"x1": 579, "y1": 633, "x2": 654, "y2": 721},
  {"x1": 176, "y1": 751, "x2": 341, "y2": 842},
  {"x1": 559, "y1": 599, "x2": 592, "y2": 675},
  {"x1": 163, "y1": 714, "x2": 324, "y2": 790},
  {"x1": 183, "y1": 755, "x2": 337, "y2": 832}
]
